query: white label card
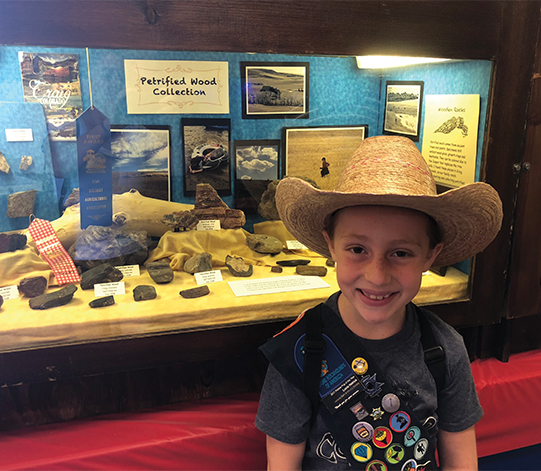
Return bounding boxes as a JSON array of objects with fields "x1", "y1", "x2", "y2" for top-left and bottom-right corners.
[
  {"x1": 116, "y1": 265, "x2": 140, "y2": 277},
  {"x1": 196, "y1": 220, "x2": 221, "y2": 231},
  {"x1": 5, "y1": 128, "x2": 33, "y2": 142},
  {"x1": 0, "y1": 285, "x2": 20, "y2": 300},
  {"x1": 228, "y1": 275, "x2": 330, "y2": 297},
  {"x1": 286, "y1": 240, "x2": 308, "y2": 250},
  {"x1": 194, "y1": 269, "x2": 223, "y2": 285},
  {"x1": 94, "y1": 282, "x2": 125, "y2": 297}
]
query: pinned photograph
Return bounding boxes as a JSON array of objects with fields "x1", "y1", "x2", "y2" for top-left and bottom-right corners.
[
  {"x1": 234, "y1": 140, "x2": 280, "y2": 213},
  {"x1": 111, "y1": 125, "x2": 171, "y2": 200},
  {"x1": 241, "y1": 62, "x2": 309, "y2": 119},
  {"x1": 383, "y1": 81, "x2": 424, "y2": 141}
]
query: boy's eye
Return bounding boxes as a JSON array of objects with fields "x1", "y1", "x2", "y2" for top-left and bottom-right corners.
[
  {"x1": 394, "y1": 250, "x2": 410, "y2": 258},
  {"x1": 350, "y1": 246, "x2": 365, "y2": 254}
]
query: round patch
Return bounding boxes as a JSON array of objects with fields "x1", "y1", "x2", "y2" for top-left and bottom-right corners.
[
  {"x1": 373, "y1": 426, "x2": 393, "y2": 448},
  {"x1": 353, "y1": 421, "x2": 374, "y2": 442},
  {"x1": 351, "y1": 442, "x2": 373, "y2": 463},
  {"x1": 366, "y1": 459, "x2": 388, "y2": 471},
  {"x1": 404, "y1": 426, "x2": 421, "y2": 447},
  {"x1": 390, "y1": 411, "x2": 411, "y2": 433},
  {"x1": 352, "y1": 357, "x2": 369, "y2": 375},
  {"x1": 385, "y1": 443, "x2": 405, "y2": 465},
  {"x1": 401, "y1": 458, "x2": 418, "y2": 471},
  {"x1": 414, "y1": 438, "x2": 429, "y2": 461},
  {"x1": 381, "y1": 393, "x2": 400, "y2": 413}
]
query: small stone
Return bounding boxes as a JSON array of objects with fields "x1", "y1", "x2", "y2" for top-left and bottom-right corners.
[
  {"x1": 0, "y1": 151, "x2": 10, "y2": 174},
  {"x1": 0, "y1": 233, "x2": 27, "y2": 253},
  {"x1": 180, "y1": 285, "x2": 210, "y2": 299},
  {"x1": 0, "y1": 294, "x2": 3, "y2": 309},
  {"x1": 19, "y1": 155, "x2": 33, "y2": 171},
  {"x1": 147, "y1": 260, "x2": 174, "y2": 284},
  {"x1": 326, "y1": 258, "x2": 336, "y2": 267},
  {"x1": 18, "y1": 276, "x2": 48, "y2": 298},
  {"x1": 133, "y1": 285, "x2": 157, "y2": 301},
  {"x1": 29, "y1": 284, "x2": 78, "y2": 310},
  {"x1": 7, "y1": 190, "x2": 37, "y2": 218},
  {"x1": 246, "y1": 234, "x2": 283, "y2": 254},
  {"x1": 296, "y1": 265, "x2": 327, "y2": 277},
  {"x1": 184, "y1": 252, "x2": 212, "y2": 274},
  {"x1": 276, "y1": 259, "x2": 311, "y2": 267},
  {"x1": 89, "y1": 296, "x2": 115, "y2": 308},
  {"x1": 225, "y1": 255, "x2": 253, "y2": 277},
  {"x1": 80, "y1": 263, "x2": 124, "y2": 290},
  {"x1": 64, "y1": 188, "x2": 80, "y2": 207},
  {"x1": 271, "y1": 266, "x2": 283, "y2": 273}
]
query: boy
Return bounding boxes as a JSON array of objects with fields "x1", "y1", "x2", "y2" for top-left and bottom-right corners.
[{"x1": 256, "y1": 136, "x2": 503, "y2": 470}]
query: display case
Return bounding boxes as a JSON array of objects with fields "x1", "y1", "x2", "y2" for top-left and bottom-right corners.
[{"x1": 0, "y1": 1, "x2": 539, "y2": 429}]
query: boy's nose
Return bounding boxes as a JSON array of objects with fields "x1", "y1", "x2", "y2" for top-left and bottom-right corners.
[{"x1": 364, "y1": 257, "x2": 391, "y2": 285}]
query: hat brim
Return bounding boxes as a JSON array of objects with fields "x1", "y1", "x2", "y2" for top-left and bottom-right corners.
[{"x1": 276, "y1": 178, "x2": 503, "y2": 267}]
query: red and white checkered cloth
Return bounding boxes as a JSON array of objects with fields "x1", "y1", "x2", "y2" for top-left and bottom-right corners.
[{"x1": 28, "y1": 218, "x2": 80, "y2": 285}]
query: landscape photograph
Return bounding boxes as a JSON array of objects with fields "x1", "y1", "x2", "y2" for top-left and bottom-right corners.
[{"x1": 383, "y1": 81, "x2": 424, "y2": 140}]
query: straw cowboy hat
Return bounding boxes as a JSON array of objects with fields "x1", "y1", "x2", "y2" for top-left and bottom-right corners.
[{"x1": 276, "y1": 135, "x2": 503, "y2": 267}]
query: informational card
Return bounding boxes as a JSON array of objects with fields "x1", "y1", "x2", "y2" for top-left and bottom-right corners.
[
  {"x1": 115, "y1": 265, "x2": 140, "y2": 277},
  {"x1": 94, "y1": 281, "x2": 125, "y2": 297},
  {"x1": 124, "y1": 60, "x2": 229, "y2": 114},
  {"x1": 228, "y1": 275, "x2": 330, "y2": 297},
  {"x1": 421, "y1": 94, "x2": 480, "y2": 188},
  {"x1": 194, "y1": 270, "x2": 223, "y2": 285},
  {"x1": 0, "y1": 285, "x2": 20, "y2": 301},
  {"x1": 286, "y1": 240, "x2": 308, "y2": 250},
  {"x1": 5, "y1": 128, "x2": 33, "y2": 142},
  {"x1": 196, "y1": 220, "x2": 221, "y2": 231}
]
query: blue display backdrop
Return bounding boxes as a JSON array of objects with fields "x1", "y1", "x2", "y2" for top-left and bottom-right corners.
[{"x1": 0, "y1": 46, "x2": 492, "y2": 216}]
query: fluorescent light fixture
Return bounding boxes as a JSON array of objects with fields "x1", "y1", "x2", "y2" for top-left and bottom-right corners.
[{"x1": 356, "y1": 55, "x2": 451, "y2": 69}]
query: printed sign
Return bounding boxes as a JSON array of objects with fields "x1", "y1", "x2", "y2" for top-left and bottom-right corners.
[
  {"x1": 421, "y1": 94, "x2": 480, "y2": 188},
  {"x1": 124, "y1": 60, "x2": 229, "y2": 114},
  {"x1": 18, "y1": 52, "x2": 83, "y2": 140}
]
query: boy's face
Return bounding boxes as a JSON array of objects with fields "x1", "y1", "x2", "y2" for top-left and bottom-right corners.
[{"x1": 323, "y1": 205, "x2": 443, "y2": 339}]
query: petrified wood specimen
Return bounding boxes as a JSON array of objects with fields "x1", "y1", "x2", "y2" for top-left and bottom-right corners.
[
  {"x1": 190, "y1": 183, "x2": 245, "y2": 229},
  {"x1": 246, "y1": 234, "x2": 283, "y2": 254},
  {"x1": 18, "y1": 276, "x2": 48, "y2": 298},
  {"x1": 7, "y1": 190, "x2": 37, "y2": 218},
  {"x1": 80, "y1": 263, "x2": 124, "y2": 290},
  {"x1": 29, "y1": 284, "x2": 78, "y2": 310},
  {"x1": 225, "y1": 255, "x2": 253, "y2": 277},
  {"x1": 179, "y1": 285, "x2": 210, "y2": 299}
]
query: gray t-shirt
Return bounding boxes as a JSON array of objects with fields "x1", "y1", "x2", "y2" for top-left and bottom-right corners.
[{"x1": 256, "y1": 292, "x2": 483, "y2": 469}]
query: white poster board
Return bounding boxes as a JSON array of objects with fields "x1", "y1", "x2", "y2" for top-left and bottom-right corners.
[{"x1": 125, "y1": 60, "x2": 229, "y2": 114}]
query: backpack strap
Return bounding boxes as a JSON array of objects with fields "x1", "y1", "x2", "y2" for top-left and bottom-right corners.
[
  {"x1": 303, "y1": 306, "x2": 325, "y2": 424},
  {"x1": 417, "y1": 308, "x2": 446, "y2": 392}
]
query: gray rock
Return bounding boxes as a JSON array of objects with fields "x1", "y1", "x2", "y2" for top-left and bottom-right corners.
[
  {"x1": 326, "y1": 258, "x2": 336, "y2": 267},
  {"x1": 257, "y1": 180, "x2": 280, "y2": 220},
  {"x1": 180, "y1": 285, "x2": 210, "y2": 299},
  {"x1": 225, "y1": 255, "x2": 253, "y2": 277},
  {"x1": 296, "y1": 265, "x2": 327, "y2": 277},
  {"x1": 64, "y1": 188, "x2": 80, "y2": 207},
  {"x1": 69, "y1": 225, "x2": 150, "y2": 270},
  {"x1": 89, "y1": 296, "x2": 115, "y2": 308},
  {"x1": 271, "y1": 266, "x2": 283, "y2": 273},
  {"x1": 19, "y1": 155, "x2": 33, "y2": 171},
  {"x1": 0, "y1": 151, "x2": 10, "y2": 174},
  {"x1": 276, "y1": 259, "x2": 311, "y2": 267},
  {"x1": 0, "y1": 233, "x2": 27, "y2": 253},
  {"x1": 147, "y1": 260, "x2": 174, "y2": 284},
  {"x1": 80, "y1": 263, "x2": 124, "y2": 290},
  {"x1": 246, "y1": 234, "x2": 283, "y2": 254},
  {"x1": 184, "y1": 252, "x2": 212, "y2": 274},
  {"x1": 29, "y1": 284, "x2": 78, "y2": 310},
  {"x1": 7, "y1": 190, "x2": 37, "y2": 218},
  {"x1": 133, "y1": 285, "x2": 157, "y2": 301},
  {"x1": 18, "y1": 276, "x2": 48, "y2": 298}
]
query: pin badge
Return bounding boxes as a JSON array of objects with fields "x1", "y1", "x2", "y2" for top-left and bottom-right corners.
[
  {"x1": 423, "y1": 416, "x2": 437, "y2": 431},
  {"x1": 352, "y1": 357, "x2": 369, "y2": 375},
  {"x1": 401, "y1": 458, "x2": 418, "y2": 471},
  {"x1": 404, "y1": 426, "x2": 421, "y2": 447},
  {"x1": 381, "y1": 393, "x2": 400, "y2": 413},
  {"x1": 361, "y1": 373, "x2": 384, "y2": 398},
  {"x1": 366, "y1": 459, "x2": 388, "y2": 471},
  {"x1": 352, "y1": 421, "x2": 374, "y2": 442},
  {"x1": 414, "y1": 438, "x2": 429, "y2": 461},
  {"x1": 385, "y1": 444, "x2": 405, "y2": 465},
  {"x1": 351, "y1": 442, "x2": 373, "y2": 463},
  {"x1": 373, "y1": 426, "x2": 393, "y2": 448},
  {"x1": 350, "y1": 402, "x2": 369, "y2": 421},
  {"x1": 390, "y1": 411, "x2": 411, "y2": 433},
  {"x1": 371, "y1": 407, "x2": 384, "y2": 421}
]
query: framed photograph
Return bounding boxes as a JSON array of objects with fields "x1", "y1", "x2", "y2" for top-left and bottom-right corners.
[
  {"x1": 182, "y1": 118, "x2": 231, "y2": 197},
  {"x1": 383, "y1": 81, "x2": 424, "y2": 141},
  {"x1": 234, "y1": 140, "x2": 280, "y2": 214},
  {"x1": 241, "y1": 62, "x2": 309, "y2": 119},
  {"x1": 283, "y1": 125, "x2": 368, "y2": 191},
  {"x1": 110, "y1": 125, "x2": 171, "y2": 200}
]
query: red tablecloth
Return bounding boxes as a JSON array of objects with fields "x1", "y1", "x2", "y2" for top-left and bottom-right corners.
[{"x1": 1, "y1": 349, "x2": 541, "y2": 470}]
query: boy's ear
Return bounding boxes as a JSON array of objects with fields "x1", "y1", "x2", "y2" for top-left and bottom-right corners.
[
  {"x1": 424, "y1": 242, "x2": 444, "y2": 271},
  {"x1": 322, "y1": 230, "x2": 335, "y2": 259}
]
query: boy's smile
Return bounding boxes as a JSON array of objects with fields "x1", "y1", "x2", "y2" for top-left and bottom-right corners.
[{"x1": 323, "y1": 205, "x2": 443, "y2": 340}]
